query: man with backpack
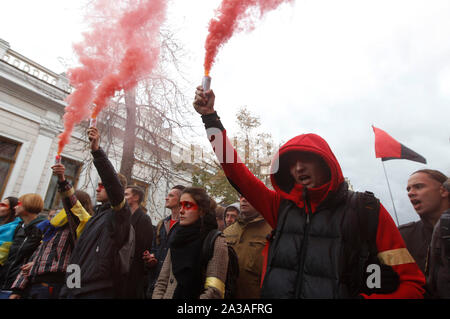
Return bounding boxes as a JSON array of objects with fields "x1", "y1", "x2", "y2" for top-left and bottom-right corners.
[
  {"x1": 60, "y1": 126, "x2": 133, "y2": 299},
  {"x1": 223, "y1": 196, "x2": 271, "y2": 298},
  {"x1": 193, "y1": 86, "x2": 426, "y2": 298}
]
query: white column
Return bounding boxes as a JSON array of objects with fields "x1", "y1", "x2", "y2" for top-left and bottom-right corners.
[
  {"x1": 19, "y1": 133, "x2": 53, "y2": 196},
  {"x1": 2, "y1": 139, "x2": 29, "y2": 197}
]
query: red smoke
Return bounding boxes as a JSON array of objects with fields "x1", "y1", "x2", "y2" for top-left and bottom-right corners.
[
  {"x1": 204, "y1": 0, "x2": 294, "y2": 75},
  {"x1": 58, "y1": 0, "x2": 167, "y2": 154}
]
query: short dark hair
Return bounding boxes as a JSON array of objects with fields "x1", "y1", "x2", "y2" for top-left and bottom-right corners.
[
  {"x1": 127, "y1": 185, "x2": 145, "y2": 204},
  {"x1": 225, "y1": 207, "x2": 239, "y2": 214},
  {"x1": 172, "y1": 185, "x2": 186, "y2": 191},
  {"x1": 411, "y1": 169, "x2": 447, "y2": 185},
  {"x1": 1, "y1": 196, "x2": 18, "y2": 225}
]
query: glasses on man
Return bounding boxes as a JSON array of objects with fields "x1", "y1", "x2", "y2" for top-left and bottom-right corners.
[
  {"x1": 97, "y1": 183, "x2": 105, "y2": 190},
  {"x1": 0, "y1": 203, "x2": 9, "y2": 208}
]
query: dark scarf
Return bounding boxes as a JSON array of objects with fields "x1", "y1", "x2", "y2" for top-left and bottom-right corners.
[{"x1": 169, "y1": 214, "x2": 217, "y2": 299}]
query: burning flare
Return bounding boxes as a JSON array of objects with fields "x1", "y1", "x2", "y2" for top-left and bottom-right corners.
[
  {"x1": 203, "y1": 0, "x2": 294, "y2": 76},
  {"x1": 57, "y1": 0, "x2": 168, "y2": 155}
]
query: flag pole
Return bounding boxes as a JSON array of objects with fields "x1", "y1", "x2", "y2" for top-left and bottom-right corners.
[{"x1": 381, "y1": 161, "x2": 400, "y2": 226}]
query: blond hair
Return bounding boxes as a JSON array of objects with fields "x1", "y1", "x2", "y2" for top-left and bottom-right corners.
[{"x1": 19, "y1": 193, "x2": 44, "y2": 214}]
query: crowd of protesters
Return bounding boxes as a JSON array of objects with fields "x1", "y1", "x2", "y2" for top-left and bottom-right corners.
[{"x1": 0, "y1": 87, "x2": 448, "y2": 299}]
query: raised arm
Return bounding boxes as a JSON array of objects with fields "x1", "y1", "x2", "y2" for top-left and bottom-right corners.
[
  {"x1": 193, "y1": 86, "x2": 280, "y2": 227},
  {"x1": 88, "y1": 127, "x2": 131, "y2": 248},
  {"x1": 51, "y1": 164, "x2": 80, "y2": 243}
]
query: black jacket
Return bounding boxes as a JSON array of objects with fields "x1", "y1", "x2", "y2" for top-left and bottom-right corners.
[
  {"x1": 399, "y1": 218, "x2": 434, "y2": 275},
  {"x1": 0, "y1": 215, "x2": 45, "y2": 290},
  {"x1": 261, "y1": 185, "x2": 380, "y2": 299},
  {"x1": 426, "y1": 210, "x2": 450, "y2": 299},
  {"x1": 120, "y1": 207, "x2": 153, "y2": 298},
  {"x1": 147, "y1": 215, "x2": 178, "y2": 296},
  {"x1": 61, "y1": 148, "x2": 131, "y2": 298}
]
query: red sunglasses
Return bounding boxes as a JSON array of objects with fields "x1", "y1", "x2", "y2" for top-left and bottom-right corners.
[
  {"x1": 0, "y1": 203, "x2": 9, "y2": 208},
  {"x1": 97, "y1": 183, "x2": 105, "y2": 190},
  {"x1": 180, "y1": 201, "x2": 199, "y2": 211},
  {"x1": 17, "y1": 201, "x2": 22, "y2": 207}
]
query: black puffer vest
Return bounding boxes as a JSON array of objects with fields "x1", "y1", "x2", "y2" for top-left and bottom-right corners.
[{"x1": 261, "y1": 184, "x2": 378, "y2": 299}]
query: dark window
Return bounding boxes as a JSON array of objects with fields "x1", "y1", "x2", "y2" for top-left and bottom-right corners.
[
  {"x1": 0, "y1": 137, "x2": 21, "y2": 198},
  {"x1": 44, "y1": 157, "x2": 81, "y2": 210}
]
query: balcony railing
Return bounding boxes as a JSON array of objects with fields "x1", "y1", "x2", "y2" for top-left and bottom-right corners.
[{"x1": 1, "y1": 45, "x2": 72, "y2": 94}]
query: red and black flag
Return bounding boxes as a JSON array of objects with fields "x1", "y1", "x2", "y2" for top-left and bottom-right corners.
[{"x1": 372, "y1": 125, "x2": 427, "y2": 164}]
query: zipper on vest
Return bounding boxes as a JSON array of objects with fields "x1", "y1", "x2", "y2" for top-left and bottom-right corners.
[{"x1": 295, "y1": 188, "x2": 313, "y2": 298}]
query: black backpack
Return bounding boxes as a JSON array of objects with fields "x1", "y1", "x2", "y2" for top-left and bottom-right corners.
[
  {"x1": 346, "y1": 190, "x2": 399, "y2": 295},
  {"x1": 202, "y1": 229, "x2": 239, "y2": 299}
]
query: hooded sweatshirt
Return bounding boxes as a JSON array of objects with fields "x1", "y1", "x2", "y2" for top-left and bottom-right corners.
[
  {"x1": 223, "y1": 202, "x2": 240, "y2": 223},
  {"x1": 202, "y1": 112, "x2": 425, "y2": 299}
]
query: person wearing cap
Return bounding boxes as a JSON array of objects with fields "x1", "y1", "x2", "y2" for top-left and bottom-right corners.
[
  {"x1": 223, "y1": 202, "x2": 240, "y2": 228},
  {"x1": 193, "y1": 86, "x2": 425, "y2": 298}
]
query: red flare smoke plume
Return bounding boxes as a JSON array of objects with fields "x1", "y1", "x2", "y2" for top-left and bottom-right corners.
[
  {"x1": 204, "y1": 0, "x2": 294, "y2": 75},
  {"x1": 57, "y1": 0, "x2": 167, "y2": 155}
]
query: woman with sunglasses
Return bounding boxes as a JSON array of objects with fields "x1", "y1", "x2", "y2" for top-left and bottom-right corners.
[{"x1": 152, "y1": 187, "x2": 228, "y2": 299}]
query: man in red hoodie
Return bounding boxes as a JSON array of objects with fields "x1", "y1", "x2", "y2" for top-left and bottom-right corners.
[{"x1": 193, "y1": 86, "x2": 425, "y2": 299}]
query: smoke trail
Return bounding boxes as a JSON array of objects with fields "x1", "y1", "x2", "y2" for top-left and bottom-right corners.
[
  {"x1": 204, "y1": 0, "x2": 294, "y2": 75},
  {"x1": 57, "y1": 0, "x2": 167, "y2": 154},
  {"x1": 91, "y1": 0, "x2": 166, "y2": 118}
]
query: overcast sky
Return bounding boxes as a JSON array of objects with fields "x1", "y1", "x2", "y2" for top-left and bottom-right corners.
[{"x1": 1, "y1": 0, "x2": 449, "y2": 225}]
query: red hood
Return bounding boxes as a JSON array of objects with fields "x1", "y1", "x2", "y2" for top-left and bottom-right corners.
[{"x1": 270, "y1": 133, "x2": 345, "y2": 204}]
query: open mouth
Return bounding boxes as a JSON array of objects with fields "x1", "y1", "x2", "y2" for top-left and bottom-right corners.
[
  {"x1": 299, "y1": 175, "x2": 311, "y2": 184},
  {"x1": 410, "y1": 199, "x2": 421, "y2": 208}
]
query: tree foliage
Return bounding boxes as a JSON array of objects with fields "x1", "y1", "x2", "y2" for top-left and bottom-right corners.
[{"x1": 191, "y1": 106, "x2": 277, "y2": 206}]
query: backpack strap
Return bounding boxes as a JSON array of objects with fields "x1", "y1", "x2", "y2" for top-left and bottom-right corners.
[
  {"x1": 349, "y1": 190, "x2": 380, "y2": 290},
  {"x1": 202, "y1": 229, "x2": 222, "y2": 265}
]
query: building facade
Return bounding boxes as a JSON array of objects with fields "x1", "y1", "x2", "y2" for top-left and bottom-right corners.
[{"x1": 0, "y1": 38, "x2": 197, "y2": 224}]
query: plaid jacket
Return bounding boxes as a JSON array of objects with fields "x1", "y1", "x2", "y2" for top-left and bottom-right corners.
[{"x1": 11, "y1": 181, "x2": 85, "y2": 293}]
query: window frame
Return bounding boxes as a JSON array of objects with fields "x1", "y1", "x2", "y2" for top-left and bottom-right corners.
[
  {"x1": 44, "y1": 156, "x2": 82, "y2": 210},
  {"x1": 0, "y1": 136, "x2": 22, "y2": 199}
]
